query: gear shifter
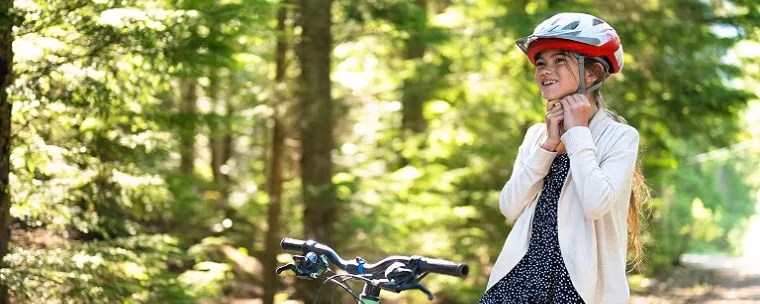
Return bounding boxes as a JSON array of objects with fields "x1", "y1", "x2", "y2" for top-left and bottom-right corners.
[{"x1": 275, "y1": 252, "x2": 329, "y2": 279}]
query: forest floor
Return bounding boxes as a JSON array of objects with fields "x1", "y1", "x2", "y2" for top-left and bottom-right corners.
[{"x1": 630, "y1": 254, "x2": 760, "y2": 304}]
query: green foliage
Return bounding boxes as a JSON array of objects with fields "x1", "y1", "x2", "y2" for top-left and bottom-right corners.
[
  {"x1": 2, "y1": 235, "x2": 198, "y2": 303},
  {"x1": 642, "y1": 145, "x2": 759, "y2": 273},
  {"x1": 2, "y1": 0, "x2": 759, "y2": 303},
  {"x1": 6, "y1": 0, "x2": 274, "y2": 301}
]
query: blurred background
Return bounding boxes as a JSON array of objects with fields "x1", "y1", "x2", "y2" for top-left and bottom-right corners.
[{"x1": 0, "y1": 0, "x2": 759, "y2": 303}]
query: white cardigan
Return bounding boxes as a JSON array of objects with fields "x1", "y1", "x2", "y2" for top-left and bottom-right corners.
[{"x1": 486, "y1": 109, "x2": 639, "y2": 304}]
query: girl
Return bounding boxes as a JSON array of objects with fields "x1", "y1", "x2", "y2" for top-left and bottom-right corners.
[{"x1": 479, "y1": 13, "x2": 649, "y2": 304}]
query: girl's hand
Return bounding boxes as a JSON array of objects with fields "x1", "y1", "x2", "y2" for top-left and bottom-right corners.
[
  {"x1": 541, "y1": 100, "x2": 564, "y2": 151},
  {"x1": 560, "y1": 94, "x2": 592, "y2": 129}
]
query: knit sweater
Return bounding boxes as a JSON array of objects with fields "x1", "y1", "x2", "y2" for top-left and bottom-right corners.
[{"x1": 486, "y1": 109, "x2": 639, "y2": 304}]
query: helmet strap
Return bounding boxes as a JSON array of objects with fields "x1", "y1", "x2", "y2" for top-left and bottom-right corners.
[
  {"x1": 576, "y1": 53, "x2": 587, "y2": 94},
  {"x1": 573, "y1": 52, "x2": 607, "y2": 95}
]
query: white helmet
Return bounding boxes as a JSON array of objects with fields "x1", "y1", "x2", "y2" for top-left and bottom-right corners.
[{"x1": 516, "y1": 13, "x2": 624, "y2": 93}]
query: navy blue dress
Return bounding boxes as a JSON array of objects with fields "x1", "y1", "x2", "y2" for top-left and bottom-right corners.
[{"x1": 478, "y1": 154, "x2": 585, "y2": 304}]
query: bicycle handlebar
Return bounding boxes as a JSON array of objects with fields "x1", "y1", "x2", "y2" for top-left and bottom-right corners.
[{"x1": 280, "y1": 238, "x2": 469, "y2": 278}]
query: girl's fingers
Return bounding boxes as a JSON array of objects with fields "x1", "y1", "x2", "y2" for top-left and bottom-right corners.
[
  {"x1": 567, "y1": 95, "x2": 579, "y2": 107},
  {"x1": 573, "y1": 93, "x2": 589, "y2": 104},
  {"x1": 546, "y1": 110, "x2": 562, "y2": 121}
]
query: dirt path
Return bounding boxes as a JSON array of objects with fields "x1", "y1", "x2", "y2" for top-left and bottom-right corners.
[{"x1": 631, "y1": 254, "x2": 760, "y2": 303}]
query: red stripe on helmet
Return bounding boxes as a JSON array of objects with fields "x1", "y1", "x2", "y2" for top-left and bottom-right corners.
[{"x1": 526, "y1": 37, "x2": 622, "y2": 73}]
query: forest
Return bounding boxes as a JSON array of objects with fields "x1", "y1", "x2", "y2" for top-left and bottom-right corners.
[{"x1": 1, "y1": 0, "x2": 759, "y2": 303}]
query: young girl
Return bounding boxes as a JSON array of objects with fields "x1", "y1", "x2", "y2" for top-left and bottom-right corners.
[{"x1": 479, "y1": 13, "x2": 648, "y2": 304}]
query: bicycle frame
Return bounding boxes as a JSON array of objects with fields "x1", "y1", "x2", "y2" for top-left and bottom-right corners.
[
  {"x1": 359, "y1": 297, "x2": 380, "y2": 304},
  {"x1": 358, "y1": 284, "x2": 381, "y2": 304}
]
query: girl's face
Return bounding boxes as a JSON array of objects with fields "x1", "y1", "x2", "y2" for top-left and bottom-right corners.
[{"x1": 534, "y1": 49, "x2": 581, "y2": 101}]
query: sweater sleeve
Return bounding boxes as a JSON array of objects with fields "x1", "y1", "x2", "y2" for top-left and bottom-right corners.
[
  {"x1": 561, "y1": 125, "x2": 639, "y2": 220},
  {"x1": 499, "y1": 124, "x2": 558, "y2": 221}
]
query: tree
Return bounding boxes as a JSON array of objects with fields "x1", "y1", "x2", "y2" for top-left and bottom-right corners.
[
  {"x1": 401, "y1": 0, "x2": 429, "y2": 135},
  {"x1": 180, "y1": 80, "x2": 198, "y2": 174},
  {"x1": 2, "y1": 0, "x2": 271, "y2": 301},
  {"x1": 297, "y1": 0, "x2": 336, "y2": 299},
  {"x1": 0, "y1": 1, "x2": 13, "y2": 302},
  {"x1": 262, "y1": 2, "x2": 292, "y2": 302}
]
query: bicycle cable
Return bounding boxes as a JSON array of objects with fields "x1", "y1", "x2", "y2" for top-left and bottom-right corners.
[
  {"x1": 313, "y1": 271, "x2": 370, "y2": 304},
  {"x1": 320, "y1": 268, "x2": 375, "y2": 303},
  {"x1": 332, "y1": 276, "x2": 356, "y2": 304}
]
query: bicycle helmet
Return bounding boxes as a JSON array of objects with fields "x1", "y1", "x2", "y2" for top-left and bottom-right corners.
[{"x1": 516, "y1": 12, "x2": 624, "y2": 94}]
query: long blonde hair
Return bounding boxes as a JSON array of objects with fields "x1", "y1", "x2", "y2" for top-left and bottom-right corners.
[{"x1": 584, "y1": 59, "x2": 652, "y2": 269}]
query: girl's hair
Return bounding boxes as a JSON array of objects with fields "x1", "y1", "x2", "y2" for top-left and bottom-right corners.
[
  {"x1": 584, "y1": 60, "x2": 651, "y2": 270},
  {"x1": 549, "y1": 50, "x2": 652, "y2": 269}
]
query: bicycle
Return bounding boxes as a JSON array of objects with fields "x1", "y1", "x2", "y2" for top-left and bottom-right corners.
[{"x1": 276, "y1": 238, "x2": 470, "y2": 304}]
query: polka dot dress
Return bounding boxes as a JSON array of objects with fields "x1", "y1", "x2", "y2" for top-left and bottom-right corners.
[{"x1": 478, "y1": 154, "x2": 585, "y2": 304}]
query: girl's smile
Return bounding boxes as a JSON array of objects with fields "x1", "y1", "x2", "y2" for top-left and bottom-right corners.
[{"x1": 534, "y1": 50, "x2": 580, "y2": 101}]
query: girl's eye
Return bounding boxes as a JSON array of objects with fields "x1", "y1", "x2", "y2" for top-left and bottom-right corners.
[
  {"x1": 555, "y1": 57, "x2": 566, "y2": 63},
  {"x1": 536, "y1": 61, "x2": 545, "y2": 66}
]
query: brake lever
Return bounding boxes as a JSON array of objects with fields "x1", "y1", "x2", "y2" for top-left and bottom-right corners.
[
  {"x1": 378, "y1": 260, "x2": 436, "y2": 300},
  {"x1": 275, "y1": 262, "x2": 317, "y2": 278},
  {"x1": 275, "y1": 263, "x2": 297, "y2": 275},
  {"x1": 376, "y1": 280, "x2": 434, "y2": 300},
  {"x1": 275, "y1": 252, "x2": 330, "y2": 279},
  {"x1": 403, "y1": 283, "x2": 433, "y2": 300}
]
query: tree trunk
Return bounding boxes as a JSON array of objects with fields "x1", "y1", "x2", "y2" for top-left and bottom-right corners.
[
  {"x1": 297, "y1": 0, "x2": 335, "y2": 299},
  {"x1": 180, "y1": 81, "x2": 197, "y2": 174},
  {"x1": 209, "y1": 70, "x2": 226, "y2": 182},
  {"x1": 208, "y1": 69, "x2": 238, "y2": 222},
  {"x1": 401, "y1": 0, "x2": 428, "y2": 135},
  {"x1": 0, "y1": 1, "x2": 14, "y2": 303},
  {"x1": 262, "y1": 118, "x2": 286, "y2": 303},
  {"x1": 399, "y1": 0, "x2": 428, "y2": 168},
  {"x1": 299, "y1": 0, "x2": 334, "y2": 246},
  {"x1": 222, "y1": 72, "x2": 234, "y2": 181},
  {"x1": 262, "y1": 4, "x2": 290, "y2": 304}
]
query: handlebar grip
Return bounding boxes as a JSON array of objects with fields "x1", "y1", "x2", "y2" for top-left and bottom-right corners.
[
  {"x1": 419, "y1": 258, "x2": 470, "y2": 278},
  {"x1": 280, "y1": 238, "x2": 306, "y2": 251}
]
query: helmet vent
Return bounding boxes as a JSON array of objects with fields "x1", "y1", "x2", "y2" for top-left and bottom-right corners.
[
  {"x1": 592, "y1": 18, "x2": 605, "y2": 26},
  {"x1": 562, "y1": 21, "x2": 580, "y2": 30}
]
